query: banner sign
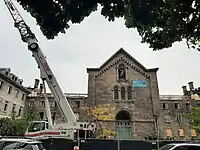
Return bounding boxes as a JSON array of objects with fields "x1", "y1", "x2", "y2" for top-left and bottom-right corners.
[{"x1": 132, "y1": 80, "x2": 147, "y2": 88}]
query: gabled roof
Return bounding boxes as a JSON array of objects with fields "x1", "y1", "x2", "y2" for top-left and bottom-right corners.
[{"x1": 87, "y1": 48, "x2": 159, "y2": 73}]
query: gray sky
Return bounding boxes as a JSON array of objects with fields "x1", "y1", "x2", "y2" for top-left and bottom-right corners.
[{"x1": 1, "y1": 1, "x2": 200, "y2": 95}]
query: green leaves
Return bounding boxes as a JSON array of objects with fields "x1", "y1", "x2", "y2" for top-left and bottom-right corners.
[
  {"x1": 184, "y1": 107, "x2": 200, "y2": 133},
  {"x1": 14, "y1": 0, "x2": 200, "y2": 50},
  {"x1": 125, "y1": 0, "x2": 199, "y2": 50},
  {"x1": 0, "y1": 117, "x2": 26, "y2": 136},
  {"x1": 0, "y1": 118, "x2": 15, "y2": 136},
  {"x1": 0, "y1": 110, "x2": 39, "y2": 136}
]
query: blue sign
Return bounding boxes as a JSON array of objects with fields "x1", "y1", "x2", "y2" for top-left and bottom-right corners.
[{"x1": 132, "y1": 80, "x2": 147, "y2": 88}]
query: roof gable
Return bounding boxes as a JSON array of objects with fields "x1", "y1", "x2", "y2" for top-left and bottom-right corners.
[{"x1": 87, "y1": 47, "x2": 158, "y2": 73}]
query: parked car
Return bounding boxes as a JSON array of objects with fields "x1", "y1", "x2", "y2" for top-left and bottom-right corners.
[
  {"x1": 0, "y1": 138, "x2": 45, "y2": 150},
  {"x1": 160, "y1": 143, "x2": 200, "y2": 150}
]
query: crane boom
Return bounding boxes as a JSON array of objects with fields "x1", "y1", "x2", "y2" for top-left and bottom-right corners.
[
  {"x1": 4, "y1": 0, "x2": 77, "y2": 123},
  {"x1": 4, "y1": 0, "x2": 36, "y2": 42}
]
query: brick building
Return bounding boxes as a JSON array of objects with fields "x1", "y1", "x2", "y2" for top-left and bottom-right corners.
[
  {"x1": 24, "y1": 48, "x2": 199, "y2": 140},
  {"x1": 0, "y1": 68, "x2": 30, "y2": 118}
]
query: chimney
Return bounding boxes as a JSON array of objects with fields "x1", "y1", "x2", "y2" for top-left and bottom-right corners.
[
  {"x1": 182, "y1": 86, "x2": 187, "y2": 95},
  {"x1": 188, "y1": 81, "x2": 194, "y2": 91},
  {"x1": 34, "y1": 79, "x2": 40, "y2": 89},
  {"x1": 39, "y1": 83, "x2": 43, "y2": 93}
]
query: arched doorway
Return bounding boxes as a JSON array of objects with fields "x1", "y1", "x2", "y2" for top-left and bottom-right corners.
[{"x1": 115, "y1": 110, "x2": 132, "y2": 139}]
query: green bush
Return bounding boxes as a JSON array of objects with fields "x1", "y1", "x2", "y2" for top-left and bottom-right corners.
[{"x1": 0, "y1": 110, "x2": 39, "y2": 136}]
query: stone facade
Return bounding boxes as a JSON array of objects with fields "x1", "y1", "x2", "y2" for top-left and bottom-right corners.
[
  {"x1": 24, "y1": 48, "x2": 200, "y2": 140},
  {"x1": 25, "y1": 79, "x2": 87, "y2": 124},
  {"x1": 159, "y1": 83, "x2": 200, "y2": 140},
  {"x1": 159, "y1": 95, "x2": 193, "y2": 139},
  {"x1": 86, "y1": 48, "x2": 199, "y2": 140},
  {"x1": 86, "y1": 48, "x2": 160, "y2": 139},
  {"x1": 0, "y1": 68, "x2": 30, "y2": 118}
]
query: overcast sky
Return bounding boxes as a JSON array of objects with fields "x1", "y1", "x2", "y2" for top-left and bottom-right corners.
[{"x1": 1, "y1": 1, "x2": 200, "y2": 95}]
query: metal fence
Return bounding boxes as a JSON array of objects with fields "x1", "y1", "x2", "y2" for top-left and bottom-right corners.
[
  {"x1": 41, "y1": 138, "x2": 152, "y2": 150},
  {"x1": 41, "y1": 139, "x2": 200, "y2": 150}
]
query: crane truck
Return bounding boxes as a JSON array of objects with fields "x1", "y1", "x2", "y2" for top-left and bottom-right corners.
[{"x1": 4, "y1": 0, "x2": 96, "y2": 140}]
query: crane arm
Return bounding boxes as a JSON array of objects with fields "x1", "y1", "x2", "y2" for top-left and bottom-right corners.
[
  {"x1": 4, "y1": 0, "x2": 77, "y2": 123},
  {"x1": 4, "y1": 0, "x2": 36, "y2": 42}
]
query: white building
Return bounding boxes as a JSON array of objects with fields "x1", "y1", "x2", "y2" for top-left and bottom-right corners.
[{"x1": 0, "y1": 68, "x2": 30, "y2": 118}]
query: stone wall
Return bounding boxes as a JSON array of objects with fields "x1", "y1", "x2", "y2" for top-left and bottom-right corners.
[
  {"x1": 87, "y1": 48, "x2": 160, "y2": 139},
  {"x1": 25, "y1": 92, "x2": 87, "y2": 124},
  {"x1": 0, "y1": 68, "x2": 29, "y2": 118}
]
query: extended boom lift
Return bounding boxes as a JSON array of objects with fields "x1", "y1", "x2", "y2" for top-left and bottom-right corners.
[{"x1": 4, "y1": 0, "x2": 96, "y2": 139}]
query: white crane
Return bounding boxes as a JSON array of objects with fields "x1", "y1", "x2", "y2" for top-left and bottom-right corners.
[{"x1": 4, "y1": 0, "x2": 96, "y2": 140}]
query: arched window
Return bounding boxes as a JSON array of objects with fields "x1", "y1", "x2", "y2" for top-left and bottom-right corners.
[
  {"x1": 127, "y1": 86, "x2": 132, "y2": 100},
  {"x1": 114, "y1": 86, "x2": 119, "y2": 99},
  {"x1": 118, "y1": 64, "x2": 126, "y2": 80},
  {"x1": 121, "y1": 87, "x2": 125, "y2": 100}
]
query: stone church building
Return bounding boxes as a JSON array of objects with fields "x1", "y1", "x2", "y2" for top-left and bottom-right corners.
[
  {"x1": 26, "y1": 47, "x2": 198, "y2": 140},
  {"x1": 86, "y1": 48, "x2": 160, "y2": 139}
]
